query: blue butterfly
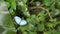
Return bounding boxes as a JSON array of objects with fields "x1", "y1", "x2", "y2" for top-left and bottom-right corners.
[{"x1": 14, "y1": 16, "x2": 27, "y2": 25}]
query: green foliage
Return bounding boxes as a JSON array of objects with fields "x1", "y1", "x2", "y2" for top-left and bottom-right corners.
[
  {"x1": 10, "y1": 1, "x2": 16, "y2": 9},
  {"x1": 0, "y1": 26, "x2": 5, "y2": 34},
  {"x1": 3, "y1": 14, "x2": 16, "y2": 34},
  {"x1": 22, "y1": 0, "x2": 27, "y2": 4},
  {"x1": 4, "y1": 0, "x2": 60, "y2": 34},
  {"x1": 5, "y1": 30, "x2": 16, "y2": 34},
  {"x1": 52, "y1": 31, "x2": 60, "y2": 34},
  {"x1": 37, "y1": 23, "x2": 44, "y2": 31},
  {"x1": 9, "y1": 9, "x2": 15, "y2": 16},
  {"x1": 3, "y1": 14, "x2": 14, "y2": 28},
  {"x1": 43, "y1": 0, "x2": 51, "y2": 6}
]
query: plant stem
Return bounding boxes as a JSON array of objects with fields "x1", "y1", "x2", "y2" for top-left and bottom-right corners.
[{"x1": 29, "y1": 6, "x2": 53, "y2": 19}]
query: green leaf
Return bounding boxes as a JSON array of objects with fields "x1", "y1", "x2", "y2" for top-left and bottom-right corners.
[
  {"x1": 27, "y1": 18, "x2": 31, "y2": 23},
  {"x1": 57, "y1": 21, "x2": 60, "y2": 24},
  {"x1": 49, "y1": 3, "x2": 55, "y2": 11},
  {"x1": 43, "y1": 0, "x2": 51, "y2": 6},
  {"x1": 49, "y1": 18, "x2": 57, "y2": 22},
  {"x1": 9, "y1": 9, "x2": 15, "y2": 16},
  {"x1": 3, "y1": 14, "x2": 14, "y2": 28},
  {"x1": 11, "y1": 2, "x2": 16, "y2": 9},
  {"x1": 0, "y1": 26, "x2": 5, "y2": 34},
  {"x1": 49, "y1": 18, "x2": 57, "y2": 27},
  {"x1": 53, "y1": 31, "x2": 60, "y2": 34},
  {"x1": 57, "y1": 2, "x2": 60, "y2": 9},
  {"x1": 18, "y1": 24, "x2": 35, "y2": 31},
  {"x1": 29, "y1": 31, "x2": 37, "y2": 34},
  {"x1": 29, "y1": 15, "x2": 38, "y2": 25},
  {"x1": 57, "y1": 26, "x2": 60, "y2": 31},
  {"x1": 22, "y1": 5, "x2": 27, "y2": 11},
  {"x1": 6, "y1": 2, "x2": 10, "y2": 8},
  {"x1": 56, "y1": 0, "x2": 60, "y2": 2},
  {"x1": 46, "y1": 23, "x2": 53, "y2": 28},
  {"x1": 44, "y1": 30, "x2": 52, "y2": 34},
  {"x1": 39, "y1": 16, "x2": 45, "y2": 21},
  {"x1": 36, "y1": 1, "x2": 41, "y2": 6},
  {"x1": 5, "y1": 0, "x2": 15, "y2": 3},
  {"x1": 38, "y1": 11, "x2": 45, "y2": 17},
  {"x1": 22, "y1": 0, "x2": 27, "y2": 4},
  {"x1": 23, "y1": 11, "x2": 30, "y2": 17},
  {"x1": 22, "y1": 31, "x2": 28, "y2": 34},
  {"x1": 38, "y1": 11, "x2": 45, "y2": 21},
  {"x1": 5, "y1": 30, "x2": 16, "y2": 34},
  {"x1": 37, "y1": 24, "x2": 44, "y2": 31}
]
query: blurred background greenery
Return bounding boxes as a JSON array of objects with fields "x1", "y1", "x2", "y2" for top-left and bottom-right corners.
[{"x1": 0, "y1": 0, "x2": 60, "y2": 34}]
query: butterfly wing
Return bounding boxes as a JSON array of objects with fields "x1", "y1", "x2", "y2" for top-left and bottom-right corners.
[
  {"x1": 14, "y1": 16, "x2": 21, "y2": 24},
  {"x1": 20, "y1": 20, "x2": 27, "y2": 25}
]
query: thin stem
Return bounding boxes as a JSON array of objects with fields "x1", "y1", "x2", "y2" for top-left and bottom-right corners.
[{"x1": 29, "y1": 6, "x2": 53, "y2": 19}]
